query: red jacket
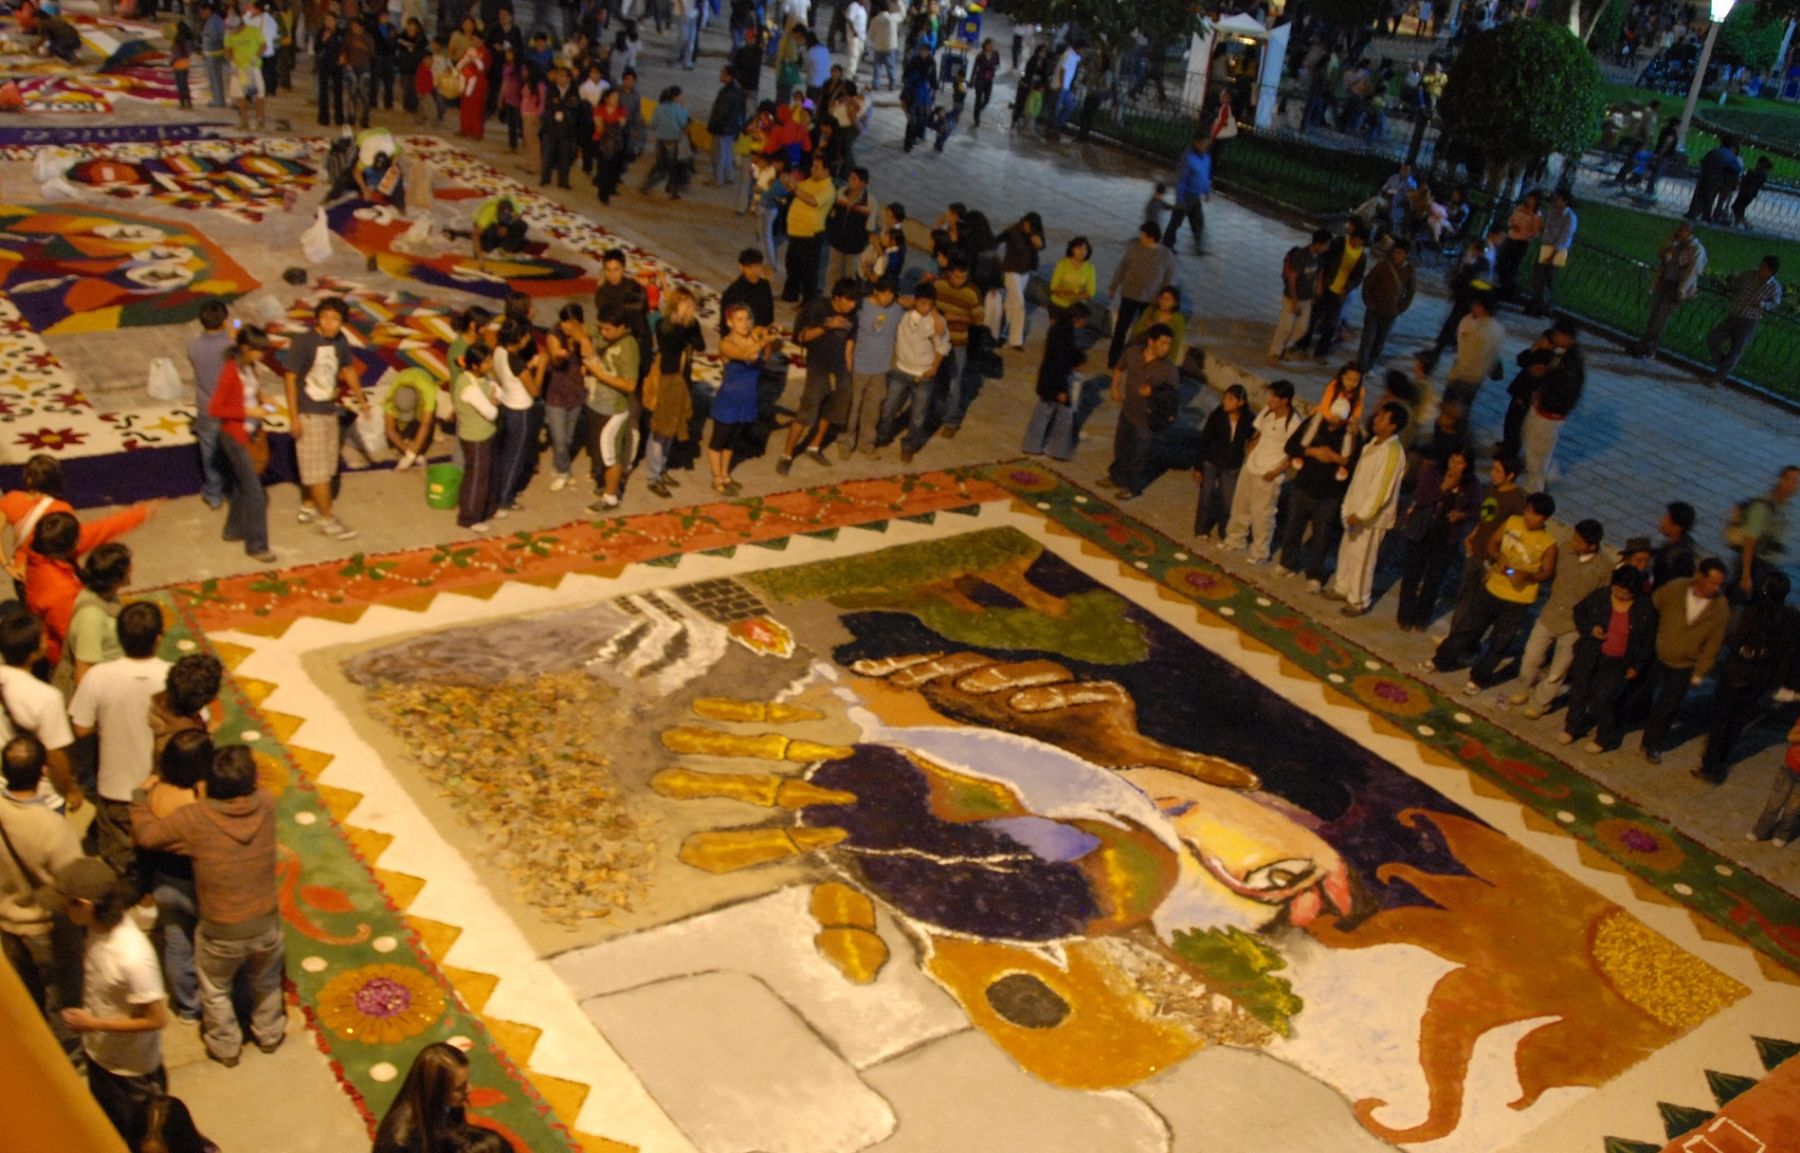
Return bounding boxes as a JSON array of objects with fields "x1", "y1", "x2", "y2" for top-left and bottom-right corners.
[{"x1": 24, "y1": 505, "x2": 149, "y2": 666}]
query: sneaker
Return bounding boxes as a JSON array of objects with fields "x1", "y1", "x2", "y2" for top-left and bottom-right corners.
[
  {"x1": 809, "y1": 448, "x2": 833, "y2": 467},
  {"x1": 256, "y1": 1035, "x2": 286, "y2": 1055},
  {"x1": 1521, "y1": 704, "x2": 1547, "y2": 720},
  {"x1": 648, "y1": 479, "x2": 672, "y2": 497},
  {"x1": 1461, "y1": 681, "x2": 1480, "y2": 697},
  {"x1": 1115, "y1": 490, "x2": 1136, "y2": 502},
  {"x1": 318, "y1": 519, "x2": 357, "y2": 540},
  {"x1": 248, "y1": 549, "x2": 278, "y2": 564},
  {"x1": 940, "y1": 425, "x2": 958, "y2": 440},
  {"x1": 1555, "y1": 732, "x2": 1574, "y2": 745},
  {"x1": 397, "y1": 451, "x2": 417, "y2": 470},
  {"x1": 550, "y1": 474, "x2": 570, "y2": 492},
  {"x1": 468, "y1": 521, "x2": 490, "y2": 533},
  {"x1": 1304, "y1": 579, "x2": 1322, "y2": 593},
  {"x1": 1582, "y1": 740, "x2": 1605, "y2": 755},
  {"x1": 296, "y1": 505, "x2": 317, "y2": 524},
  {"x1": 493, "y1": 507, "x2": 511, "y2": 520},
  {"x1": 588, "y1": 494, "x2": 621, "y2": 512},
  {"x1": 1507, "y1": 692, "x2": 1530, "y2": 706},
  {"x1": 1416, "y1": 659, "x2": 1438, "y2": 674},
  {"x1": 776, "y1": 456, "x2": 793, "y2": 476}
]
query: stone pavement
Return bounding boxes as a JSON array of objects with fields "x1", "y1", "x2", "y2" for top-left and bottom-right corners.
[{"x1": 96, "y1": 1, "x2": 1798, "y2": 896}]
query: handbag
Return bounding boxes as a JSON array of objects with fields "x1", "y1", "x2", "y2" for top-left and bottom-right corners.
[{"x1": 245, "y1": 427, "x2": 271, "y2": 474}]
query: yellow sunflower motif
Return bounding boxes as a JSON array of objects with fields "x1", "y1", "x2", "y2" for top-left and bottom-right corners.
[{"x1": 316, "y1": 963, "x2": 447, "y2": 1045}]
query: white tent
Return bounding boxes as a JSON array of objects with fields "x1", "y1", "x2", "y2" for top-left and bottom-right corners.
[{"x1": 1184, "y1": 15, "x2": 1294, "y2": 130}]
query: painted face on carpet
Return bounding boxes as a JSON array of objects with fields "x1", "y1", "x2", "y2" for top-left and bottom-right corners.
[
  {"x1": 347, "y1": 525, "x2": 1747, "y2": 1150},
  {"x1": 0, "y1": 203, "x2": 256, "y2": 333},
  {"x1": 326, "y1": 201, "x2": 598, "y2": 300}
]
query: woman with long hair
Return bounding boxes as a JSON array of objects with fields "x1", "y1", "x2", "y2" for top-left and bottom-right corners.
[
  {"x1": 543, "y1": 304, "x2": 593, "y2": 492},
  {"x1": 645, "y1": 287, "x2": 702, "y2": 497},
  {"x1": 489, "y1": 318, "x2": 546, "y2": 514},
  {"x1": 1193, "y1": 384, "x2": 1253, "y2": 542},
  {"x1": 206, "y1": 326, "x2": 278, "y2": 565},
  {"x1": 372, "y1": 1041, "x2": 470, "y2": 1153},
  {"x1": 452, "y1": 342, "x2": 501, "y2": 532},
  {"x1": 1394, "y1": 445, "x2": 1480, "y2": 631},
  {"x1": 592, "y1": 87, "x2": 629, "y2": 204}
]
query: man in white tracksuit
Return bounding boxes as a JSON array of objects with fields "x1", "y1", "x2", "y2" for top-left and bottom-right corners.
[
  {"x1": 1222, "y1": 380, "x2": 1301, "y2": 565},
  {"x1": 1330, "y1": 401, "x2": 1408, "y2": 615}
]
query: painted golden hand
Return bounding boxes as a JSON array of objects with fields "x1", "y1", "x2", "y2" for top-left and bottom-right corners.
[{"x1": 849, "y1": 652, "x2": 1261, "y2": 791}]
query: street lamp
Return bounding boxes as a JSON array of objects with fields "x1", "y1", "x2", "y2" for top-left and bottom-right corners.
[{"x1": 1675, "y1": 0, "x2": 1736, "y2": 149}]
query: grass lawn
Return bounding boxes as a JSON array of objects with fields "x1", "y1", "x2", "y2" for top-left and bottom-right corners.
[
  {"x1": 1597, "y1": 81, "x2": 1800, "y2": 183},
  {"x1": 1577, "y1": 200, "x2": 1800, "y2": 287}
]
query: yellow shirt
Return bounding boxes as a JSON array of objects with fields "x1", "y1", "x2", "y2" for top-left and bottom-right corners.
[
  {"x1": 1485, "y1": 516, "x2": 1555, "y2": 604},
  {"x1": 1328, "y1": 241, "x2": 1364, "y2": 295},
  {"x1": 1049, "y1": 258, "x2": 1095, "y2": 309},
  {"x1": 786, "y1": 176, "x2": 836, "y2": 239}
]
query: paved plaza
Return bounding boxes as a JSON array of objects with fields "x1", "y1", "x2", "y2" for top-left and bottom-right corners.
[{"x1": 8, "y1": 7, "x2": 1800, "y2": 1153}]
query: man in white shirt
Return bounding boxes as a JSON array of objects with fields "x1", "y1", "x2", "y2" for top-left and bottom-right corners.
[
  {"x1": 1052, "y1": 43, "x2": 1081, "y2": 131},
  {"x1": 1331, "y1": 402, "x2": 1408, "y2": 615},
  {"x1": 50, "y1": 857, "x2": 167, "y2": 1139},
  {"x1": 845, "y1": 0, "x2": 869, "y2": 79},
  {"x1": 250, "y1": 0, "x2": 280, "y2": 98},
  {"x1": 1222, "y1": 381, "x2": 1302, "y2": 564},
  {"x1": 0, "y1": 607, "x2": 80, "y2": 813},
  {"x1": 1443, "y1": 293, "x2": 1506, "y2": 408},
  {"x1": 69, "y1": 604, "x2": 171, "y2": 896},
  {"x1": 868, "y1": 0, "x2": 903, "y2": 90},
  {"x1": 879, "y1": 283, "x2": 951, "y2": 462}
]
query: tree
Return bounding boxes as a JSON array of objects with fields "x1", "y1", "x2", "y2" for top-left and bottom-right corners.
[
  {"x1": 1715, "y1": 5, "x2": 1789, "y2": 70},
  {"x1": 1302, "y1": 0, "x2": 1389, "y2": 31},
  {"x1": 1537, "y1": 0, "x2": 1626, "y2": 45},
  {"x1": 1437, "y1": 21, "x2": 1604, "y2": 193},
  {"x1": 1002, "y1": 0, "x2": 1206, "y2": 55}
]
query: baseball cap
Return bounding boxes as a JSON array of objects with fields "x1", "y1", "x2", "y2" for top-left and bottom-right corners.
[{"x1": 40, "y1": 858, "x2": 119, "y2": 913}]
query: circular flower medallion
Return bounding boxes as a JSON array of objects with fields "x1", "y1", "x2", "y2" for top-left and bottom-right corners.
[
  {"x1": 1164, "y1": 566, "x2": 1238, "y2": 602},
  {"x1": 1594, "y1": 818, "x2": 1687, "y2": 872},
  {"x1": 1000, "y1": 465, "x2": 1058, "y2": 494},
  {"x1": 1350, "y1": 674, "x2": 1431, "y2": 718},
  {"x1": 316, "y1": 963, "x2": 447, "y2": 1045}
]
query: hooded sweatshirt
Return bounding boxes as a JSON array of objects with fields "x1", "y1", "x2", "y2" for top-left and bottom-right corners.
[{"x1": 131, "y1": 789, "x2": 277, "y2": 938}]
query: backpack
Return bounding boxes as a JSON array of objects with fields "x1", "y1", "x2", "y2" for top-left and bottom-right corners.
[{"x1": 1724, "y1": 497, "x2": 1768, "y2": 550}]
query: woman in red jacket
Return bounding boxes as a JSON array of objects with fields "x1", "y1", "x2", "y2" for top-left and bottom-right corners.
[{"x1": 207, "y1": 326, "x2": 278, "y2": 564}]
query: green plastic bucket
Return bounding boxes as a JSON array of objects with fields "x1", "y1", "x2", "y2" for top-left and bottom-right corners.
[{"x1": 425, "y1": 464, "x2": 463, "y2": 509}]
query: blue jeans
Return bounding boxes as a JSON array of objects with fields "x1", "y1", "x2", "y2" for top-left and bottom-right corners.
[
  {"x1": 1022, "y1": 396, "x2": 1076, "y2": 460},
  {"x1": 761, "y1": 203, "x2": 785, "y2": 265},
  {"x1": 871, "y1": 50, "x2": 898, "y2": 90},
  {"x1": 714, "y1": 135, "x2": 736, "y2": 185},
  {"x1": 645, "y1": 432, "x2": 672, "y2": 483},
  {"x1": 191, "y1": 412, "x2": 226, "y2": 507},
  {"x1": 545, "y1": 404, "x2": 582, "y2": 476},
  {"x1": 1056, "y1": 88, "x2": 1077, "y2": 128},
  {"x1": 674, "y1": 14, "x2": 699, "y2": 65},
  {"x1": 939, "y1": 343, "x2": 971, "y2": 430},
  {"x1": 218, "y1": 435, "x2": 268, "y2": 554},
  {"x1": 206, "y1": 52, "x2": 229, "y2": 107},
  {"x1": 880, "y1": 369, "x2": 937, "y2": 454},
  {"x1": 153, "y1": 877, "x2": 200, "y2": 1019}
]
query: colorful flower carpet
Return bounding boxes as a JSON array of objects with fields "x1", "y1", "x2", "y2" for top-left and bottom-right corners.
[{"x1": 148, "y1": 463, "x2": 1800, "y2": 1153}]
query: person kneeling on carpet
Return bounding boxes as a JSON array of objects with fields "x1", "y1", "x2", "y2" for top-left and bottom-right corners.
[
  {"x1": 382, "y1": 368, "x2": 438, "y2": 470},
  {"x1": 36, "y1": 12, "x2": 81, "y2": 63},
  {"x1": 473, "y1": 196, "x2": 528, "y2": 264}
]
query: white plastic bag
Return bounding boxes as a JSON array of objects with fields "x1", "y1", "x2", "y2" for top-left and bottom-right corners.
[
  {"x1": 354, "y1": 400, "x2": 385, "y2": 451},
  {"x1": 32, "y1": 148, "x2": 71, "y2": 183},
  {"x1": 300, "y1": 207, "x2": 333, "y2": 263},
  {"x1": 39, "y1": 175, "x2": 83, "y2": 200},
  {"x1": 146, "y1": 357, "x2": 182, "y2": 402},
  {"x1": 393, "y1": 214, "x2": 433, "y2": 255}
]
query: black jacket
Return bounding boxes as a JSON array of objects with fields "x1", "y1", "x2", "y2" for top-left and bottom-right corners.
[
  {"x1": 1572, "y1": 586, "x2": 1657, "y2": 675},
  {"x1": 1196, "y1": 405, "x2": 1254, "y2": 470}
]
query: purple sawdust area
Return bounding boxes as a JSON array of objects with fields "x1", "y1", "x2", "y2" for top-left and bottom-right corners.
[{"x1": 0, "y1": 122, "x2": 235, "y2": 147}]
